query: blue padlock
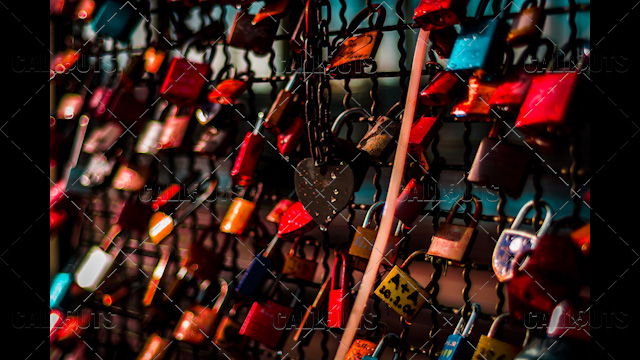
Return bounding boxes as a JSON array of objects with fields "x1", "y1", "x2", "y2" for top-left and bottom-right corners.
[
  {"x1": 446, "y1": 0, "x2": 510, "y2": 79},
  {"x1": 438, "y1": 303, "x2": 481, "y2": 360},
  {"x1": 91, "y1": 1, "x2": 141, "y2": 42},
  {"x1": 50, "y1": 272, "x2": 73, "y2": 309},
  {"x1": 363, "y1": 333, "x2": 401, "y2": 360},
  {"x1": 236, "y1": 235, "x2": 279, "y2": 297}
]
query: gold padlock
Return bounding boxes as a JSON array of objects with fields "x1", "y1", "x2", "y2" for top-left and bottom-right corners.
[
  {"x1": 427, "y1": 195, "x2": 482, "y2": 263},
  {"x1": 374, "y1": 251, "x2": 435, "y2": 321},
  {"x1": 472, "y1": 313, "x2": 523, "y2": 360},
  {"x1": 220, "y1": 184, "x2": 263, "y2": 235},
  {"x1": 281, "y1": 236, "x2": 320, "y2": 282},
  {"x1": 349, "y1": 201, "x2": 403, "y2": 270}
]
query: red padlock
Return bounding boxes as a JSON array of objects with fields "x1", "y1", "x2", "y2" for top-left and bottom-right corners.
[
  {"x1": 419, "y1": 70, "x2": 466, "y2": 106},
  {"x1": 413, "y1": 0, "x2": 469, "y2": 30},
  {"x1": 408, "y1": 115, "x2": 442, "y2": 155},
  {"x1": 277, "y1": 115, "x2": 305, "y2": 157},
  {"x1": 230, "y1": 113, "x2": 266, "y2": 187},
  {"x1": 328, "y1": 251, "x2": 351, "y2": 329},
  {"x1": 207, "y1": 67, "x2": 251, "y2": 105},
  {"x1": 394, "y1": 177, "x2": 435, "y2": 225},
  {"x1": 160, "y1": 46, "x2": 212, "y2": 104},
  {"x1": 158, "y1": 105, "x2": 195, "y2": 150}
]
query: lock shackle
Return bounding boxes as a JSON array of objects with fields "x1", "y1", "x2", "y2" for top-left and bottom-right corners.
[
  {"x1": 252, "y1": 111, "x2": 266, "y2": 135},
  {"x1": 517, "y1": 38, "x2": 555, "y2": 66},
  {"x1": 510, "y1": 200, "x2": 553, "y2": 237},
  {"x1": 363, "y1": 201, "x2": 386, "y2": 228},
  {"x1": 399, "y1": 250, "x2": 437, "y2": 293},
  {"x1": 372, "y1": 333, "x2": 400, "y2": 357},
  {"x1": 288, "y1": 236, "x2": 321, "y2": 260},
  {"x1": 211, "y1": 279, "x2": 229, "y2": 312},
  {"x1": 212, "y1": 64, "x2": 237, "y2": 83},
  {"x1": 99, "y1": 224, "x2": 124, "y2": 252},
  {"x1": 332, "y1": 107, "x2": 370, "y2": 136},
  {"x1": 363, "y1": 321, "x2": 388, "y2": 342},
  {"x1": 284, "y1": 69, "x2": 302, "y2": 92},
  {"x1": 445, "y1": 195, "x2": 482, "y2": 228},
  {"x1": 487, "y1": 312, "x2": 510, "y2": 338},
  {"x1": 194, "y1": 279, "x2": 212, "y2": 304},
  {"x1": 547, "y1": 39, "x2": 590, "y2": 72},
  {"x1": 384, "y1": 102, "x2": 404, "y2": 120},
  {"x1": 331, "y1": 251, "x2": 349, "y2": 291},
  {"x1": 346, "y1": 4, "x2": 387, "y2": 35},
  {"x1": 456, "y1": 303, "x2": 481, "y2": 337}
]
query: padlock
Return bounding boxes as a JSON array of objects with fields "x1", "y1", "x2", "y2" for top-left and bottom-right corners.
[
  {"x1": 207, "y1": 67, "x2": 251, "y2": 105},
  {"x1": 362, "y1": 333, "x2": 401, "y2": 360},
  {"x1": 438, "y1": 303, "x2": 481, "y2": 360},
  {"x1": 265, "y1": 70, "x2": 301, "y2": 133},
  {"x1": 227, "y1": 8, "x2": 279, "y2": 55},
  {"x1": 173, "y1": 279, "x2": 229, "y2": 345},
  {"x1": 83, "y1": 122, "x2": 123, "y2": 154},
  {"x1": 492, "y1": 200, "x2": 553, "y2": 283},
  {"x1": 230, "y1": 113, "x2": 267, "y2": 187},
  {"x1": 467, "y1": 124, "x2": 531, "y2": 198},
  {"x1": 507, "y1": 220, "x2": 583, "y2": 321},
  {"x1": 265, "y1": 193, "x2": 295, "y2": 224},
  {"x1": 137, "y1": 333, "x2": 171, "y2": 360},
  {"x1": 220, "y1": 183, "x2": 263, "y2": 235},
  {"x1": 328, "y1": 251, "x2": 352, "y2": 328},
  {"x1": 472, "y1": 313, "x2": 522, "y2": 360},
  {"x1": 160, "y1": 45, "x2": 213, "y2": 104},
  {"x1": 546, "y1": 300, "x2": 589, "y2": 342},
  {"x1": 213, "y1": 303, "x2": 251, "y2": 358},
  {"x1": 409, "y1": 114, "x2": 443, "y2": 155},
  {"x1": 419, "y1": 70, "x2": 466, "y2": 106},
  {"x1": 428, "y1": 195, "x2": 482, "y2": 263},
  {"x1": 148, "y1": 178, "x2": 217, "y2": 244},
  {"x1": 112, "y1": 161, "x2": 149, "y2": 191},
  {"x1": 394, "y1": 177, "x2": 436, "y2": 226},
  {"x1": 347, "y1": 339, "x2": 378, "y2": 360},
  {"x1": 157, "y1": 105, "x2": 195, "y2": 150},
  {"x1": 289, "y1": 8, "x2": 305, "y2": 54},
  {"x1": 516, "y1": 41, "x2": 590, "y2": 137},
  {"x1": 240, "y1": 282, "x2": 299, "y2": 349},
  {"x1": 50, "y1": 309, "x2": 63, "y2": 343},
  {"x1": 570, "y1": 223, "x2": 590, "y2": 257},
  {"x1": 374, "y1": 251, "x2": 435, "y2": 320},
  {"x1": 91, "y1": 0, "x2": 141, "y2": 41},
  {"x1": 74, "y1": 226, "x2": 124, "y2": 292},
  {"x1": 141, "y1": 249, "x2": 171, "y2": 307},
  {"x1": 357, "y1": 103, "x2": 403, "y2": 161},
  {"x1": 446, "y1": 0, "x2": 510, "y2": 79},
  {"x1": 236, "y1": 201, "x2": 315, "y2": 297},
  {"x1": 56, "y1": 93, "x2": 84, "y2": 120},
  {"x1": 86, "y1": 84, "x2": 115, "y2": 119},
  {"x1": 451, "y1": 76, "x2": 502, "y2": 121},
  {"x1": 53, "y1": 309, "x2": 92, "y2": 344},
  {"x1": 430, "y1": 26, "x2": 459, "y2": 59},
  {"x1": 413, "y1": 0, "x2": 469, "y2": 30},
  {"x1": 282, "y1": 236, "x2": 320, "y2": 282},
  {"x1": 349, "y1": 201, "x2": 403, "y2": 270},
  {"x1": 79, "y1": 154, "x2": 117, "y2": 188},
  {"x1": 50, "y1": 49, "x2": 80, "y2": 76},
  {"x1": 489, "y1": 39, "x2": 554, "y2": 115},
  {"x1": 50, "y1": 256, "x2": 80, "y2": 309},
  {"x1": 277, "y1": 115, "x2": 306, "y2": 157},
  {"x1": 253, "y1": 0, "x2": 290, "y2": 24},
  {"x1": 506, "y1": 0, "x2": 546, "y2": 47},
  {"x1": 144, "y1": 46, "x2": 166, "y2": 74},
  {"x1": 327, "y1": 4, "x2": 386, "y2": 77}
]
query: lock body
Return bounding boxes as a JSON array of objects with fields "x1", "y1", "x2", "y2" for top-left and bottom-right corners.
[
  {"x1": 516, "y1": 72, "x2": 580, "y2": 136},
  {"x1": 357, "y1": 116, "x2": 401, "y2": 161},
  {"x1": 208, "y1": 79, "x2": 249, "y2": 105},
  {"x1": 173, "y1": 305, "x2": 218, "y2": 345},
  {"x1": 413, "y1": 0, "x2": 469, "y2": 30},
  {"x1": 408, "y1": 116, "x2": 442, "y2": 155},
  {"x1": 227, "y1": 10, "x2": 279, "y2": 55},
  {"x1": 277, "y1": 116, "x2": 305, "y2": 156},
  {"x1": 447, "y1": 19, "x2": 509, "y2": 78},
  {"x1": 374, "y1": 265, "x2": 430, "y2": 320},
  {"x1": 266, "y1": 198, "x2": 295, "y2": 224},
  {"x1": 394, "y1": 178, "x2": 433, "y2": 225},
  {"x1": 472, "y1": 335, "x2": 522, "y2": 360},
  {"x1": 230, "y1": 131, "x2": 266, "y2": 187},
  {"x1": 236, "y1": 254, "x2": 272, "y2": 297},
  {"x1": 428, "y1": 223, "x2": 476, "y2": 262},
  {"x1": 489, "y1": 70, "x2": 535, "y2": 114},
  {"x1": 467, "y1": 137, "x2": 530, "y2": 198},
  {"x1": 74, "y1": 246, "x2": 115, "y2": 292},
  {"x1": 240, "y1": 300, "x2": 293, "y2": 349},
  {"x1": 346, "y1": 339, "x2": 377, "y2": 360},
  {"x1": 158, "y1": 111, "x2": 192, "y2": 149},
  {"x1": 328, "y1": 30, "x2": 382, "y2": 77},
  {"x1": 50, "y1": 272, "x2": 72, "y2": 308},
  {"x1": 451, "y1": 77, "x2": 499, "y2": 120},
  {"x1": 193, "y1": 125, "x2": 234, "y2": 156},
  {"x1": 112, "y1": 163, "x2": 149, "y2": 191},
  {"x1": 136, "y1": 121, "x2": 164, "y2": 154},
  {"x1": 282, "y1": 255, "x2": 317, "y2": 281},
  {"x1": 214, "y1": 316, "x2": 249, "y2": 357},
  {"x1": 83, "y1": 123, "x2": 123, "y2": 154},
  {"x1": 439, "y1": 333, "x2": 472, "y2": 360},
  {"x1": 220, "y1": 198, "x2": 257, "y2": 235},
  {"x1": 57, "y1": 93, "x2": 83, "y2": 120},
  {"x1": 137, "y1": 334, "x2": 170, "y2": 360},
  {"x1": 161, "y1": 58, "x2": 211, "y2": 104},
  {"x1": 493, "y1": 230, "x2": 538, "y2": 282},
  {"x1": 420, "y1": 71, "x2": 465, "y2": 106},
  {"x1": 349, "y1": 227, "x2": 401, "y2": 269},
  {"x1": 328, "y1": 287, "x2": 351, "y2": 328}
]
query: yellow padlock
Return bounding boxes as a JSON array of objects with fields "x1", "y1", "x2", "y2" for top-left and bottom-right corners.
[
  {"x1": 471, "y1": 313, "x2": 523, "y2": 360},
  {"x1": 374, "y1": 251, "x2": 435, "y2": 321},
  {"x1": 349, "y1": 201, "x2": 403, "y2": 270}
]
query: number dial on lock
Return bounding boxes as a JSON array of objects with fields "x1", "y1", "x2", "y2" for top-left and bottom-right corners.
[{"x1": 294, "y1": 158, "x2": 355, "y2": 228}]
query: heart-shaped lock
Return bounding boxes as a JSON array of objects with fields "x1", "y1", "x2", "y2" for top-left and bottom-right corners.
[{"x1": 294, "y1": 158, "x2": 355, "y2": 229}]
